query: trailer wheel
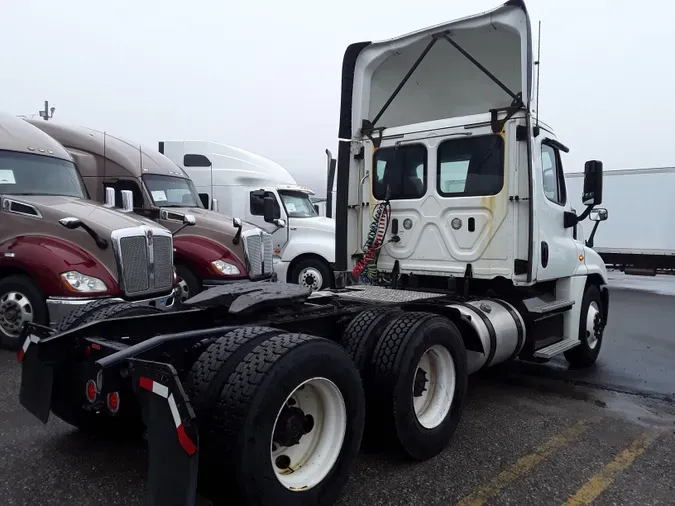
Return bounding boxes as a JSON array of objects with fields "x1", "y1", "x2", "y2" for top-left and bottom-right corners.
[
  {"x1": 340, "y1": 307, "x2": 403, "y2": 373},
  {"x1": 203, "y1": 333, "x2": 364, "y2": 505},
  {"x1": 185, "y1": 326, "x2": 282, "y2": 424},
  {"x1": 366, "y1": 312, "x2": 467, "y2": 461},
  {"x1": 564, "y1": 284, "x2": 605, "y2": 368},
  {"x1": 0, "y1": 275, "x2": 48, "y2": 350},
  {"x1": 50, "y1": 302, "x2": 163, "y2": 436}
]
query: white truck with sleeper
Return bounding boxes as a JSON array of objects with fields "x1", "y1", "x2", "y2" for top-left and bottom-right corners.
[
  {"x1": 16, "y1": 2, "x2": 610, "y2": 506},
  {"x1": 159, "y1": 140, "x2": 337, "y2": 290}
]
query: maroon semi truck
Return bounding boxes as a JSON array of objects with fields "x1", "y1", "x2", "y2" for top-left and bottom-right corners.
[
  {"x1": 26, "y1": 119, "x2": 276, "y2": 297},
  {"x1": 0, "y1": 113, "x2": 182, "y2": 349}
]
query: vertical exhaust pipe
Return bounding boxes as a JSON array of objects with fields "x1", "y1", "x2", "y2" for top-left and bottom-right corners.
[
  {"x1": 104, "y1": 187, "x2": 116, "y2": 208},
  {"x1": 325, "y1": 149, "x2": 336, "y2": 219},
  {"x1": 120, "y1": 190, "x2": 134, "y2": 212}
]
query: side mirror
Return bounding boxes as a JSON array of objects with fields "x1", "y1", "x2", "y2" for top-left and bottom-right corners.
[
  {"x1": 582, "y1": 160, "x2": 603, "y2": 206},
  {"x1": 589, "y1": 207, "x2": 608, "y2": 222},
  {"x1": 263, "y1": 196, "x2": 276, "y2": 223},
  {"x1": 232, "y1": 217, "x2": 242, "y2": 228},
  {"x1": 120, "y1": 190, "x2": 134, "y2": 212},
  {"x1": 313, "y1": 204, "x2": 320, "y2": 214},
  {"x1": 198, "y1": 193, "x2": 210, "y2": 209},
  {"x1": 183, "y1": 214, "x2": 196, "y2": 226},
  {"x1": 274, "y1": 218, "x2": 287, "y2": 228},
  {"x1": 59, "y1": 217, "x2": 82, "y2": 229}
]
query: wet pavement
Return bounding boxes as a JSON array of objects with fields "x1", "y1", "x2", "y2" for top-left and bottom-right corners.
[{"x1": 0, "y1": 278, "x2": 674, "y2": 505}]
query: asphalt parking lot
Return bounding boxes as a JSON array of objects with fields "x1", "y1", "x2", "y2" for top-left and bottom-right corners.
[{"x1": 1, "y1": 276, "x2": 674, "y2": 506}]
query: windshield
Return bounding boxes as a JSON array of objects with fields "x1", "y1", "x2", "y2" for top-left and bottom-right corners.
[
  {"x1": 278, "y1": 190, "x2": 318, "y2": 218},
  {"x1": 143, "y1": 174, "x2": 203, "y2": 208},
  {"x1": 0, "y1": 150, "x2": 87, "y2": 198}
]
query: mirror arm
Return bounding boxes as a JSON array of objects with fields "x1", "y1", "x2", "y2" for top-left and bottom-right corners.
[
  {"x1": 585, "y1": 220, "x2": 601, "y2": 248},
  {"x1": 233, "y1": 225, "x2": 243, "y2": 245},
  {"x1": 577, "y1": 204, "x2": 595, "y2": 222},
  {"x1": 171, "y1": 224, "x2": 190, "y2": 237}
]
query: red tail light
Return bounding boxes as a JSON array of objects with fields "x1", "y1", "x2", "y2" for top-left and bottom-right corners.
[
  {"x1": 85, "y1": 379, "x2": 97, "y2": 403},
  {"x1": 106, "y1": 392, "x2": 120, "y2": 414}
]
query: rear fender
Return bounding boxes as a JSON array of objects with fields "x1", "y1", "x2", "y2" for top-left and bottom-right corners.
[{"x1": 399, "y1": 302, "x2": 484, "y2": 354}]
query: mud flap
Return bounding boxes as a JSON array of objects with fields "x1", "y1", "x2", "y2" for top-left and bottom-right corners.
[
  {"x1": 130, "y1": 360, "x2": 199, "y2": 506},
  {"x1": 18, "y1": 337, "x2": 53, "y2": 424}
]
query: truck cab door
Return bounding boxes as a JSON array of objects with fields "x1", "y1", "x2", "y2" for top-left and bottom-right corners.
[
  {"x1": 534, "y1": 139, "x2": 580, "y2": 281},
  {"x1": 249, "y1": 190, "x2": 289, "y2": 252}
]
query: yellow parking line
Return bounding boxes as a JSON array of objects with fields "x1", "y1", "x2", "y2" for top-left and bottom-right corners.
[
  {"x1": 457, "y1": 418, "x2": 597, "y2": 506},
  {"x1": 561, "y1": 429, "x2": 661, "y2": 506}
]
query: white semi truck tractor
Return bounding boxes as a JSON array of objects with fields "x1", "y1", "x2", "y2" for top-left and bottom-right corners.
[{"x1": 17, "y1": 2, "x2": 610, "y2": 505}]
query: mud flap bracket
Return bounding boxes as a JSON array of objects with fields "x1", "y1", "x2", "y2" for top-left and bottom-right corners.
[{"x1": 129, "y1": 359, "x2": 199, "y2": 506}]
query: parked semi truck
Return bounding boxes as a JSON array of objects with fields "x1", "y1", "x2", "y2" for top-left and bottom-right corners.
[
  {"x1": 17, "y1": 1, "x2": 611, "y2": 505},
  {"x1": 566, "y1": 167, "x2": 675, "y2": 275},
  {"x1": 25, "y1": 120, "x2": 276, "y2": 297},
  {"x1": 0, "y1": 112, "x2": 181, "y2": 349},
  {"x1": 158, "y1": 140, "x2": 336, "y2": 290}
]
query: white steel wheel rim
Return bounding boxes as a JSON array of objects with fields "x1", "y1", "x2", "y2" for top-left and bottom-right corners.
[
  {"x1": 586, "y1": 301, "x2": 600, "y2": 349},
  {"x1": 298, "y1": 267, "x2": 323, "y2": 291},
  {"x1": 271, "y1": 377, "x2": 347, "y2": 491},
  {"x1": 412, "y1": 344, "x2": 456, "y2": 429}
]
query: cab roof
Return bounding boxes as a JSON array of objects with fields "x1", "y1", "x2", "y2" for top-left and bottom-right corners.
[{"x1": 0, "y1": 113, "x2": 72, "y2": 161}]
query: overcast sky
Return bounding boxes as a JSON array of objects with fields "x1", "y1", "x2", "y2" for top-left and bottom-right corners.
[{"x1": 1, "y1": 0, "x2": 672, "y2": 196}]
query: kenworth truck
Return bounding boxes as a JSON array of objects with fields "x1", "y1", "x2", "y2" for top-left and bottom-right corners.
[
  {"x1": 158, "y1": 140, "x2": 336, "y2": 291},
  {"x1": 25, "y1": 120, "x2": 276, "y2": 297},
  {"x1": 0, "y1": 112, "x2": 182, "y2": 349},
  {"x1": 17, "y1": 1, "x2": 610, "y2": 505}
]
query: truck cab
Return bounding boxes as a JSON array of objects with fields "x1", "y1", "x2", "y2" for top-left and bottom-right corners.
[
  {"x1": 159, "y1": 140, "x2": 336, "y2": 290},
  {"x1": 25, "y1": 121, "x2": 276, "y2": 297},
  {"x1": 335, "y1": 0, "x2": 609, "y2": 363},
  {"x1": 0, "y1": 113, "x2": 179, "y2": 348}
]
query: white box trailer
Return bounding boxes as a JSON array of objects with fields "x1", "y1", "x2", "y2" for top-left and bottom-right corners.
[{"x1": 565, "y1": 167, "x2": 675, "y2": 274}]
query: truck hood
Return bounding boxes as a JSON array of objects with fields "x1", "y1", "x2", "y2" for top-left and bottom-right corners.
[
  {"x1": 169, "y1": 206, "x2": 251, "y2": 236},
  {"x1": 291, "y1": 216, "x2": 335, "y2": 235},
  {"x1": 342, "y1": 0, "x2": 533, "y2": 138},
  {"x1": 7, "y1": 194, "x2": 158, "y2": 234}
]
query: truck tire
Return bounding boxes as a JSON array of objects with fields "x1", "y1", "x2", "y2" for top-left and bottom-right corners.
[
  {"x1": 185, "y1": 326, "x2": 282, "y2": 425},
  {"x1": 176, "y1": 264, "x2": 201, "y2": 299},
  {"x1": 291, "y1": 258, "x2": 332, "y2": 291},
  {"x1": 202, "y1": 333, "x2": 365, "y2": 505},
  {"x1": 50, "y1": 302, "x2": 163, "y2": 437},
  {"x1": 340, "y1": 307, "x2": 403, "y2": 373},
  {"x1": 365, "y1": 311, "x2": 467, "y2": 461},
  {"x1": 0, "y1": 275, "x2": 48, "y2": 350},
  {"x1": 564, "y1": 284, "x2": 605, "y2": 368}
]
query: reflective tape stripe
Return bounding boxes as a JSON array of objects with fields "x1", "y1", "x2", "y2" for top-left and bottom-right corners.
[
  {"x1": 138, "y1": 376, "x2": 197, "y2": 456},
  {"x1": 17, "y1": 335, "x2": 39, "y2": 363}
]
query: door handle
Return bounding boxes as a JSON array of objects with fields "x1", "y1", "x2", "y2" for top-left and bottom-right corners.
[
  {"x1": 290, "y1": 227, "x2": 297, "y2": 231},
  {"x1": 541, "y1": 241, "x2": 549, "y2": 268}
]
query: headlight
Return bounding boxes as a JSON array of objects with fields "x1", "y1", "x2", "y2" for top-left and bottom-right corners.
[
  {"x1": 210, "y1": 259, "x2": 241, "y2": 276},
  {"x1": 60, "y1": 271, "x2": 108, "y2": 293}
]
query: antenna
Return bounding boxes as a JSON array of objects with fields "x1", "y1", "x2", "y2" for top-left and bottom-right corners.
[{"x1": 534, "y1": 20, "x2": 542, "y2": 128}]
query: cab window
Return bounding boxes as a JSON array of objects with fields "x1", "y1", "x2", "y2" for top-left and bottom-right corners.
[
  {"x1": 372, "y1": 144, "x2": 427, "y2": 200},
  {"x1": 541, "y1": 143, "x2": 567, "y2": 206},
  {"x1": 437, "y1": 135, "x2": 504, "y2": 197}
]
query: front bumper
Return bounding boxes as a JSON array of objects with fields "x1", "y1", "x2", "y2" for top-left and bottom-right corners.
[
  {"x1": 273, "y1": 258, "x2": 291, "y2": 284},
  {"x1": 46, "y1": 285, "x2": 182, "y2": 327}
]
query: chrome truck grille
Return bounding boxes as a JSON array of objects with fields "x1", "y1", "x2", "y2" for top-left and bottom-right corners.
[
  {"x1": 242, "y1": 229, "x2": 274, "y2": 278},
  {"x1": 111, "y1": 226, "x2": 174, "y2": 296}
]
